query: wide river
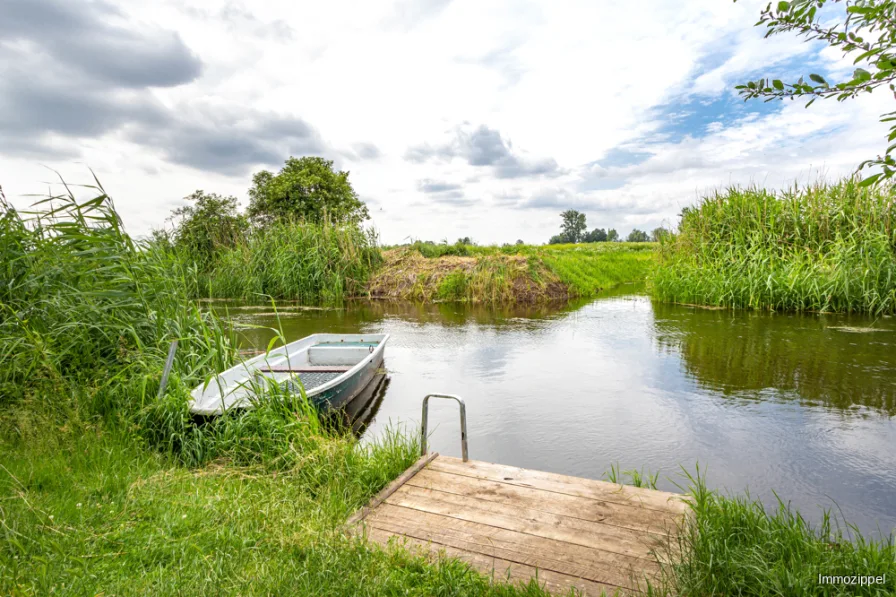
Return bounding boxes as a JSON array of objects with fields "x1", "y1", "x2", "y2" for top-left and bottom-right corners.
[{"x1": 227, "y1": 286, "x2": 896, "y2": 538}]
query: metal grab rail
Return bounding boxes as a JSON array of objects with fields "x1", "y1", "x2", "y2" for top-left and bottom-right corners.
[{"x1": 420, "y1": 394, "x2": 468, "y2": 462}]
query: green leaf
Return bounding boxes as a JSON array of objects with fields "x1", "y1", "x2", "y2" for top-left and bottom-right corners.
[
  {"x1": 809, "y1": 73, "x2": 827, "y2": 85},
  {"x1": 847, "y1": 6, "x2": 871, "y2": 14},
  {"x1": 853, "y1": 48, "x2": 883, "y2": 64},
  {"x1": 777, "y1": 1, "x2": 790, "y2": 11},
  {"x1": 854, "y1": 68, "x2": 871, "y2": 82},
  {"x1": 859, "y1": 173, "x2": 882, "y2": 187},
  {"x1": 773, "y1": 79, "x2": 784, "y2": 90}
]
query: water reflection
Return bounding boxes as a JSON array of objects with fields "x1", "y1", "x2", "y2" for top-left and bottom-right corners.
[{"x1": 651, "y1": 303, "x2": 896, "y2": 414}]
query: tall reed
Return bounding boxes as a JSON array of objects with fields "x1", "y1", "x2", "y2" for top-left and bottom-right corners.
[
  {"x1": 0, "y1": 186, "x2": 234, "y2": 407},
  {"x1": 0, "y1": 184, "x2": 345, "y2": 469},
  {"x1": 652, "y1": 179, "x2": 896, "y2": 314},
  {"x1": 188, "y1": 219, "x2": 381, "y2": 304}
]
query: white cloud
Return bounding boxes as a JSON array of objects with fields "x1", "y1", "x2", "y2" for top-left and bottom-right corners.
[{"x1": 0, "y1": 0, "x2": 888, "y2": 244}]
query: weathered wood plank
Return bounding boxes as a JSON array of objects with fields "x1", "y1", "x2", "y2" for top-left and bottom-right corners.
[
  {"x1": 365, "y1": 527, "x2": 623, "y2": 596},
  {"x1": 346, "y1": 452, "x2": 439, "y2": 525},
  {"x1": 355, "y1": 456, "x2": 686, "y2": 596},
  {"x1": 388, "y1": 483, "x2": 673, "y2": 558},
  {"x1": 430, "y1": 457, "x2": 688, "y2": 514},
  {"x1": 382, "y1": 487, "x2": 665, "y2": 563},
  {"x1": 365, "y1": 503, "x2": 658, "y2": 590},
  {"x1": 407, "y1": 468, "x2": 681, "y2": 536}
]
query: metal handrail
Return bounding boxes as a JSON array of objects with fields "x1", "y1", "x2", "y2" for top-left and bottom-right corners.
[{"x1": 420, "y1": 394, "x2": 468, "y2": 462}]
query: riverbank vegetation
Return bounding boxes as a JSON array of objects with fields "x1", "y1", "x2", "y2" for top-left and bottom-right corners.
[
  {"x1": 368, "y1": 242, "x2": 656, "y2": 303},
  {"x1": 162, "y1": 158, "x2": 381, "y2": 304},
  {"x1": 2, "y1": 189, "x2": 893, "y2": 595},
  {"x1": 653, "y1": 179, "x2": 896, "y2": 314}
]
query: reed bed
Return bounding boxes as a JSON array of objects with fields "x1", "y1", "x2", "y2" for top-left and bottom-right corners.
[
  {"x1": 179, "y1": 219, "x2": 381, "y2": 304},
  {"x1": 652, "y1": 179, "x2": 896, "y2": 314}
]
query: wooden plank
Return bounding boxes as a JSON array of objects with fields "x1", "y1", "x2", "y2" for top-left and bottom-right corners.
[
  {"x1": 346, "y1": 452, "x2": 439, "y2": 525},
  {"x1": 383, "y1": 486, "x2": 666, "y2": 562},
  {"x1": 408, "y1": 468, "x2": 681, "y2": 537},
  {"x1": 364, "y1": 504, "x2": 655, "y2": 592},
  {"x1": 365, "y1": 527, "x2": 623, "y2": 596},
  {"x1": 430, "y1": 457, "x2": 688, "y2": 515},
  {"x1": 258, "y1": 365, "x2": 351, "y2": 373},
  {"x1": 390, "y1": 483, "x2": 674, "y2": 557}
]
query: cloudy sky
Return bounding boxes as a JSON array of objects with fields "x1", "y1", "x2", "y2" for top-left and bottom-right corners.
[{"x1": 0, "y1": 0, "x2": 890, "y2": 243}]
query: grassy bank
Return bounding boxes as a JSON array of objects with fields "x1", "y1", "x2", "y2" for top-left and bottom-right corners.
[
  {"x1": 369, "y1": 242, "x2": 656, "y2": 303},
  {"x1": 652, "y1": 179, "x2": 896, "y2": 314},
  {"x1": 4, "y1": 423, "x2": 894, "y2": 596}
]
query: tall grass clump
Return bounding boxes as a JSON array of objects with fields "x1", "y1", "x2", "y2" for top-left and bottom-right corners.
[
  {"x1": 196, "y1": 219, "x2": 381, "y2": 304},
  {"x1": 657, "y1": 469, "x2": 896, "y2": 596},
  {"x1": 653, "y1": 179, "x2": 896, "y2": 314}
]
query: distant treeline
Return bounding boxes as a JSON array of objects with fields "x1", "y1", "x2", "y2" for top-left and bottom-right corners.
[{"x1": 547, "y1": 209, "x2": 667, "y2": 244}]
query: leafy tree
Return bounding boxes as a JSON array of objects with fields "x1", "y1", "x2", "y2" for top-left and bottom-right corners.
[
  {"x1": 247, "y1": 157, "x2": 369, "y2": 225},
  {"x1": 457, "y1": 236, "x2": 474, "y2": 245},
  {"x1": 169, "y1": 190, "x2": 246, "y2": 268},
  {"x1": 548, "y1": 234, "x2": 567, "y2": 245},
  {"x1": 607, "y1": 228, "x2": 619, "y2": 242},
  {"x1": 582, "y1": 228, "x2": 608, "y2": 242},
  {"x1": 736, "y1": 0, "x2": 896, "y2": 184},
  {"x1": 559, "y1": 209, "x2": 588, "y2": 243},
  {"x1": 515, "y1": 239, "x2": 525, "y2": 245},
  {"x1": 627, "y1": 229, "x2": 650, "y2": 242},
  {"x1": 651, "y1": 226, "x2": 671, "y2": 242}
]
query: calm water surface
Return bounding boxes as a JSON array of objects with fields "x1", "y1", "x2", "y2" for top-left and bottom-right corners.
[{"x1": 226, "y1": 287, "x2": 896, "y2": 537}]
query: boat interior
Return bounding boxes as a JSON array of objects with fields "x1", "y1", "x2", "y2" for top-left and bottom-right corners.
[{"x1": 256, "y1": 340, "x2": 380, "y2": 392}]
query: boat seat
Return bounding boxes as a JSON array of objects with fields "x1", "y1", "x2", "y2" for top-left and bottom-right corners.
[
  {"x1": 259, "y1": 365, "x2": 352, "y2": 373},
  {"x1": 308, "y1": 345, "x2": 373, "y2": 366}
]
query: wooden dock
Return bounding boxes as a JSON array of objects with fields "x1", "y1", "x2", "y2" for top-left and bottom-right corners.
[{"x1": 348, "y1": 454, "x2": 690, "y2": 595}]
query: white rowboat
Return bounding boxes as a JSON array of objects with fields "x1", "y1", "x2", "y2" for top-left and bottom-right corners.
[{"x1": 188, "y1": 333, "x2": 388, "y2": 416}]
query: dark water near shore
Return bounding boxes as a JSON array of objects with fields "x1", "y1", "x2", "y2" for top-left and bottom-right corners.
[{"x1": 221, "y1": 286, "x2": 896, "y2": 538}]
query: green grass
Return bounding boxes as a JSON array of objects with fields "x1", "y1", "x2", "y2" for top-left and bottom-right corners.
[
  {"x1": 652, "y1": 179, "x2": 896, "y2": 314},
  {"x1": 0, "y1": 412, "x2": 562, "y2": 596},
  {"x1": 526, "y1": 243, "x2": 656, "y2": 296},
  {"x1": 4, "y1": 419, "x2": 893, "y2": 596}
]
